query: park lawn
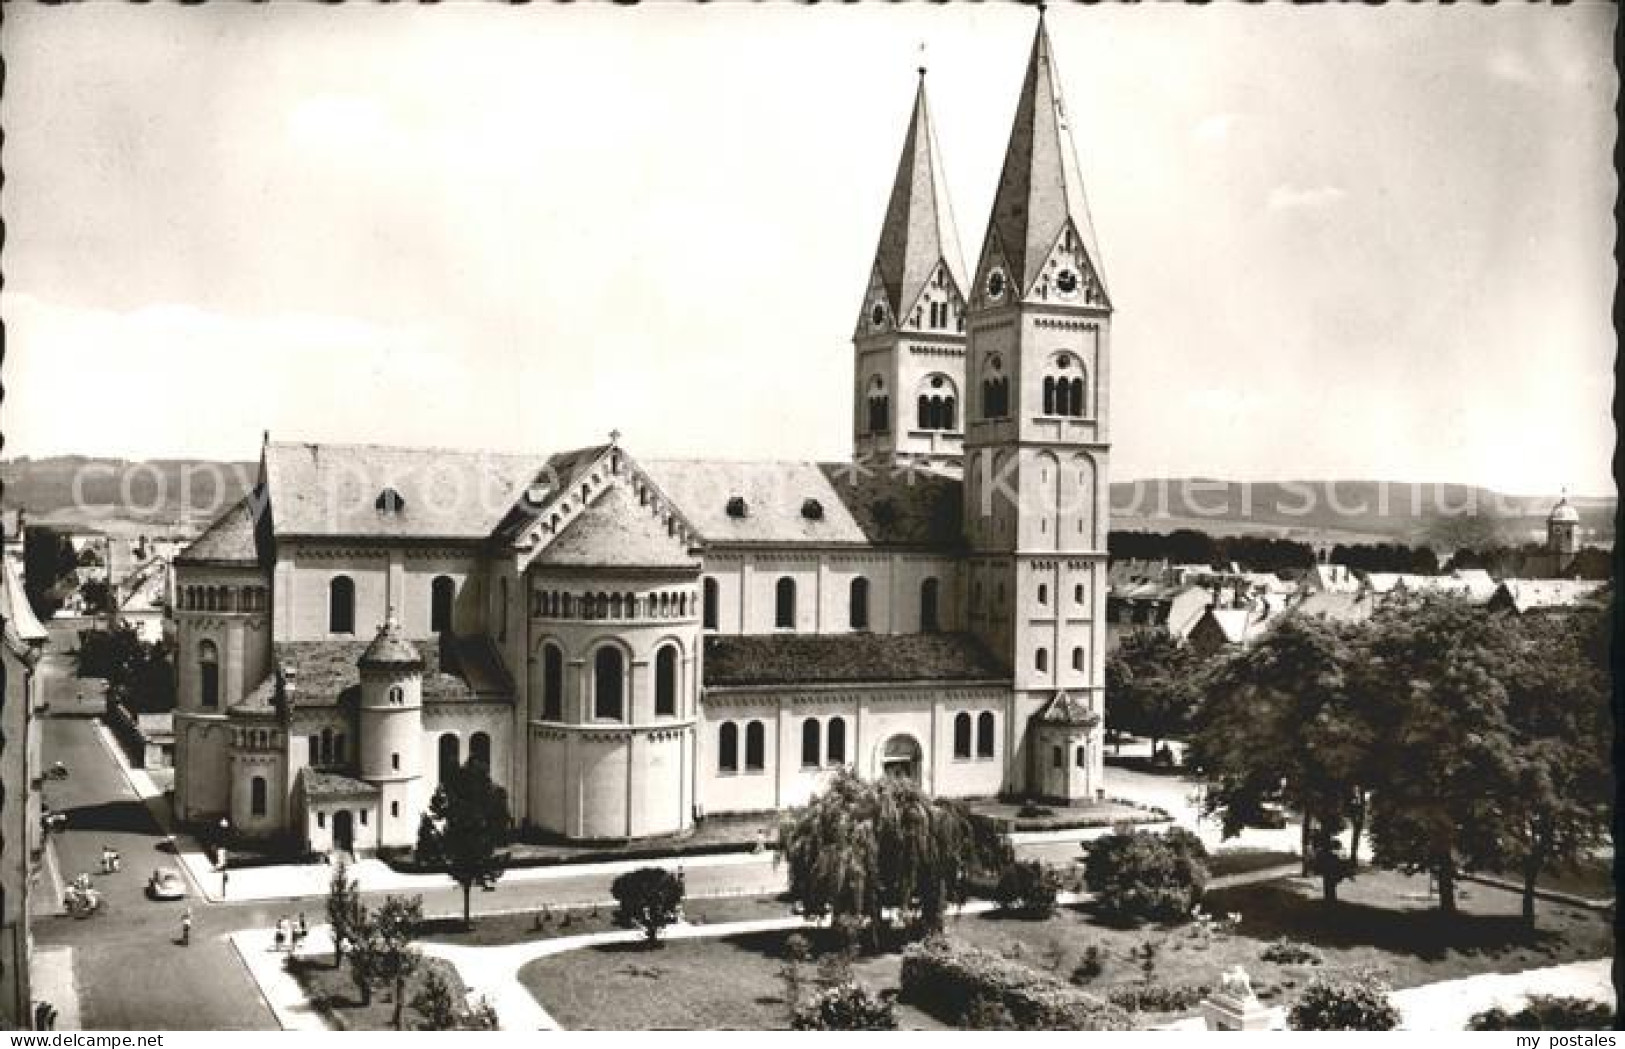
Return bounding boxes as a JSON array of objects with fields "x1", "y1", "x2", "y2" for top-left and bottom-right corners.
[
  {"x1": 420, "y1": 893, "x2": 798, "y2": 948},
  {"x1": 292, "y1": 953, "x2": 468, "y2": 1031},
  {"x1": 1533, "y1": 857, "x2": 1613, "y2": 901},
  {"x1": 518, "y1": 871, "x2": 1612, "y2": 1030}
]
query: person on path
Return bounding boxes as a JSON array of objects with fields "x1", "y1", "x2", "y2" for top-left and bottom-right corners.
[
  {"x1": 296, "y1": 913, "x2": 309, "y2": 949},
  {"x1": 180, "y1": 909, "x2": 192, "y2": 946},
  {"x1": 274, "y1": 917, "x2": 287, "y2": 952}
]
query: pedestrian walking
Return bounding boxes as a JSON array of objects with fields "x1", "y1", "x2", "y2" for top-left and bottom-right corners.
[
  {"x1": 100, "y1": 846, "x2": 112, "y2": 874},
  {"x1": 220, "y1": 868, "x2": 228, "y2": 899},
  {"x1": 273, "y1": 916, "x2": 287, "y2": 952},
  {"x1": 296, "y1": 912, "x2": 309, "y2": 948},
  {"x1": 180, "y1": 909, "x2": 192, "y2": 946}
]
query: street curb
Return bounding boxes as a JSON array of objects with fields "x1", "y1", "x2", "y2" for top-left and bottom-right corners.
[{"x1": 1457, "y1": 871, "x2": 1613, "y2": 912}]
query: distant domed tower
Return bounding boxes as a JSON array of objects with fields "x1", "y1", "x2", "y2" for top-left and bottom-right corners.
[
  {"x1": 1547, "y1": 493, "x2": 1581, "y2": 557},
  {"x1": 358, "y1": 609, "x2": 424, "y2": 850}
]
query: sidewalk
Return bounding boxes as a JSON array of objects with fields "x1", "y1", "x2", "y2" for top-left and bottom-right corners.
[
  {"x1": 31, "y1": 946, "x2": 83, "y2": 1031},
  {"x1": 227, "y1": 927, "x2": 336, "y2": 1032},
  {"x1": 1392, "y1": 958, "x2": 1614, "y2": 1031}
]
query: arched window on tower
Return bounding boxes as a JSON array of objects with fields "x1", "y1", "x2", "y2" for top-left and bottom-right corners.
[
  {"x1": 1042, "y1": 354, "x2": 1087, "y2": 418},
  {"x1": 250, "y1": 776, "x2": 268, "y2": 817},
  {"x1": 866, "y1": 376, "x2": 890, "y2": 434},
  {"x1": 1072, "y1": 646, "x2": 1085, "y2": 672},
  {"x1": 655, "y1": 645, "x2": 678, "y2": 716},
  {"x1": 198, "y1": 639, "x2": 219, "y2": 709},
  {"x1": 849, "y1": 576, "x2": 870, "y2": 631},
  {"x1": 593, "y1": 646, "x2": 625, "y2": 720},
  {"x1": 430, "y1": 575, "x2": 455, "y2": 633},
  {"x1": 977, "y1": 712, "x2": 996, "y2": 758},
  {"x1": 920, "y1": 577, "x2": 940, "y2": 633},
  {"x1": 915, "y1": 374, "x2": 958, "y2": 431},
  {"x1": 541, "y1": 644, "x2": 564, "y2": 720},
  {"x1": 703, "y1": 577, "x2": 719, "y2": 630},
  {"x1": 981, "y1": 354, "x2": 1009, "y2": 419},
  {"x1": 953, "y1": 712, "x2": 972, "y2": 758},
  {"x1": 775, "y1": 577, "x2": 797, "y2": 630},
  {"x1": 469, "y1": 732, "x2": 491, "y2": 770},
  {"x1": 329, "y1": 576, "x2": 355, "y2": 634}
]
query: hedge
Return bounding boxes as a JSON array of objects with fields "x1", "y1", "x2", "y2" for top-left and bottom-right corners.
[{"x1": 900, "y1": 938, "x2": 1134, "y2": 1030}]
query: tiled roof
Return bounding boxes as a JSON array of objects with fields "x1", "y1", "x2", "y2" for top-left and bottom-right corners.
[
  {"x1": 274, "y1": 634, "x2": 511, "y2": 706},
  {"x1": 704, "y1": 632, "x2": 1007, "y2": 688},
  {"x1": 263, "y1": 441, "x2": 540, "y2": 539},
  {"x1": 298, "y1": 768, "x2": 379, "y2": 798},
  {"x1": 1293, "y1": 590, "x2": 1376, "y2": 624},
  {"x1": 176, "y1": 495, "x2": 264, "y2": 566},
  {"x1": 1037, "y1": 690, "x2": 1097, "y2": 725},
  {"x1": 1493, "y1": 579, "x2": 1609, "y2": 614},
  {"x1": 979, "y1": 16, "x2": 1109, "y2": 301},
  {"x1": 360, "y1": 615, "x2": 423, "y2": 668},
  {"x1": 536, "y1": 482, "x2": 701, "y2": 570},
  {"x1": 865, "y1": 76, "x2": 969, "y2": 327},
  {"x1": 643, "y1": 460, "x2": 962, "y2": 549}
]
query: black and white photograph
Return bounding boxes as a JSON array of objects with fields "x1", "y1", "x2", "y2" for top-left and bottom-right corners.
[{"x1": 0, "y1": 1, "x2": 1615, "y2": 1035}]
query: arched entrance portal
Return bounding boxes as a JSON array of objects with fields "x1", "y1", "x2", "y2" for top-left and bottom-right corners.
[
  {"x1": 332, "y1": 810, "x2": 355, "y2": 853},
  {"x1": 880, "y1": 734, "x2": 922, "y2": 783}
]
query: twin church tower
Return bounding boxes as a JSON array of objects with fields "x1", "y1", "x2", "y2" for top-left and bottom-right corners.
[{"x1": 855, "y1": 10, "x2": 1114, "y2": 796}]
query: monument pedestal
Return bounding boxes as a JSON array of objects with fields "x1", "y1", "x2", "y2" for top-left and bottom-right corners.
[{"x1": 1200, "y1": 992, "x2": 1285, "y2": 1031}]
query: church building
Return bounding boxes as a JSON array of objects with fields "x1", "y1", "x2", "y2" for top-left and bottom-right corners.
[{"x1": 172, "y1": 14, "x2": 1117, "y2": 850}]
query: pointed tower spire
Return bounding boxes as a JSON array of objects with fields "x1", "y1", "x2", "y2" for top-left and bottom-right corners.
[
  {"x1": 862, "y1": 70, "x2": 969, "y2": 332},
  {"x1": 977, "y1": 11, "x2": 1109, "y2": 305},
  {"x1": 852, "y1": 67, "x2": 969, "y2": 474}
]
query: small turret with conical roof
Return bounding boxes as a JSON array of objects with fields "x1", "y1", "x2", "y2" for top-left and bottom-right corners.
[
  {"x1": 360, "y1": 608, "x2": 424, "y2": 670},
  {"x1": 1547, "y1": 490, "x2": 1580, "y2": 555},
  {"x1": 358, "y1": 608, "x2": 424, "y2": 851}
]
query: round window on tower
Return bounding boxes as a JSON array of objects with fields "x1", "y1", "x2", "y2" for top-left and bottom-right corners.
[
  {"x1": 987, "y1": 269, "x2": 1007, "y2": 301},
  {"x1": 871, "y1": 302, "x2": 887, "y2": 329},
  {"x1": 1057, "y1": 354, "x2": 1072, "y2": 369},
  {"x1": 1056, "y1": 269, "x2": 1079, "y2": 296}
]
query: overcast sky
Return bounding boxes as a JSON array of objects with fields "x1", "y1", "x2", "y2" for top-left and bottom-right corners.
[{"x1": 2, "y1": 3, "x2": 1615, "y2": 496}]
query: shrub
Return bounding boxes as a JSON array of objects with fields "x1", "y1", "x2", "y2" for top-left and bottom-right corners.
[
  {"x1": 1260, "y1": 937, "x2": 1323, "y2": 967},
  {"x1": 995, "y1": 861, "x2": 1061, "y2": 917},
  {"x1": 790, "y1": 981, "x2": 896, "y2": 1030},
  {"x1": 1469, "y1": 996, "x2": 1615, "y2": 1031},
  {"x1": 900, "y1": 938, "x2": 1134, "y2": 1031},
  {"x1": 1288, "y1": 972, "x2": 1400, "y2": 1031},
  {"x1": 964, "y1": 995, "x2": 1018, "y2": 1030},
  {"x1": 1082, "y1": 828, "x2": 1209, "y2": 923},
  {"x1": 1017, "y1": 803, "x2": 1055, "y2": 819},
  {"x1": 1069, "y1": 945, "x2": 1105, "y2": 985},
  {"x1": 1107, "y1": 981, "x2": 1210, "y2": 1013},
  {"x1": 610, "y1": 867, "x2": 685, "y2": 944}
]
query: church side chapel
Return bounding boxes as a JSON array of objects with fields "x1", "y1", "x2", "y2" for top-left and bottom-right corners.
[{"x1": 171, "y1": 15, "x2": 1115, "y2": 851}]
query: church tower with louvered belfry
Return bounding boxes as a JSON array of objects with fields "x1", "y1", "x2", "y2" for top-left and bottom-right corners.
[
  {"x1": 962, "y1": 9, "x2": 1113, "y2": 802},
  {"x1": 852, "y1": 68, "x2": 971, "y2": 476}
]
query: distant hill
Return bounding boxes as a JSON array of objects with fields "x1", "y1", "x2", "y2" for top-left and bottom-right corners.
[{"x1": 0, "y1": 456, "x2": 1612, "y2": 549}]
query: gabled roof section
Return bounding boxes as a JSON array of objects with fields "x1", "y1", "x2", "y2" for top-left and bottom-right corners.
[
  {"x1": 1036, "y1": 690, "x2": 1098, "y2": 726},
  {"x1": 860, "y1": 73, "x2": 969, "y2": 332},
  {"x1": 263, "y1": 441, "x2": 540, "y2": 540},
  {"x1": 176, "y1": 493, "x2": 266, "y2": 566},
  {"x1": 978, "y1": 13, "x2": 1110, "y2": 303},
  {"x1": 641, "y1": 460, "x2": 962, "y2": 549},
  {"x1": 499, "y1": 444, "x2": 703, "y2": 571}
]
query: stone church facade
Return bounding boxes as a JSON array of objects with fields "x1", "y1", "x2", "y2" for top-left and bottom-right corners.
[{"x1": 172, "y1": 14, "x2": 1116, "y2": 851}]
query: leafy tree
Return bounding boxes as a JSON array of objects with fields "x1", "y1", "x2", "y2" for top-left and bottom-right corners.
[
  {"x1": 994, "y1": 861, "x2": 1060, "y2": 918},
  {"x1": 1082, "y1": 828, "x2": 1208, "y2": 923},
  {"x1": 326, "y1": 860, "x2": 364, "y2": 970},
  {"x1": 790, "y1": 981, "x2": 898, "y2": 1030},
  {"x1": 778, "y1": 768, "x2": 1011, "y2": 946},
  {"x1": 370, "y1": 895, "x2": 425, "y2": 1030},
  {"x1": 1105, "y1": 630, "x2": 1206, "y2": 756},
  {"x1": 1469, "y1": 996, "x2": 1615, "y2": 1030},
  {"x1": 1187, "y1": 615, "x2": 1378, "y2": 900},
  {"x1": 1364, "y1": 596, "x2": 1521, "y2": 914},
  {"x1": 1288, "y1": 971, "x2": 1400, "y2": 1031},
  {"x1": 610, "y1": 866, "x2": 685, "y2": 945},
  {"x1": 23, "y1": 526, "x2": 77, "y2": 619},
  {"x1": 346, "y1": 908, "x2": 381, "y2": 1006},
  {"x1": 410, "y1": 967, "x2": 460, "y2": 1031},
  {"x1": 416, "y1": 760, "x2": 511, "y2": 928},
  {"x1": 76, "y1": 624, "x2": 175, "y2": 714},
  {"x1": 1466, "y1": 605, "x2": 1612, "y2": 926},
  {"x1": 80, "y1": 578, "x2": 115, "y2": 615}
]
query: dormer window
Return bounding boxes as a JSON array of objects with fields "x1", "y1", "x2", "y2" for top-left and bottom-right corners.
[
  {"x1": 801, "y1": 499, "x2": 824, "y2": 521},
  {"x1": 375, "y1": 488, "x2": 406, "y2": 512},
  {"x1": 726, "y1": 496, "x2": 749, "y2": 519}
]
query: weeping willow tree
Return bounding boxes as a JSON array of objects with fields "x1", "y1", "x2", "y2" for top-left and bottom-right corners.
[{"x1": 778, "y1": 769, "x2": 1011, "y2": 945}]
